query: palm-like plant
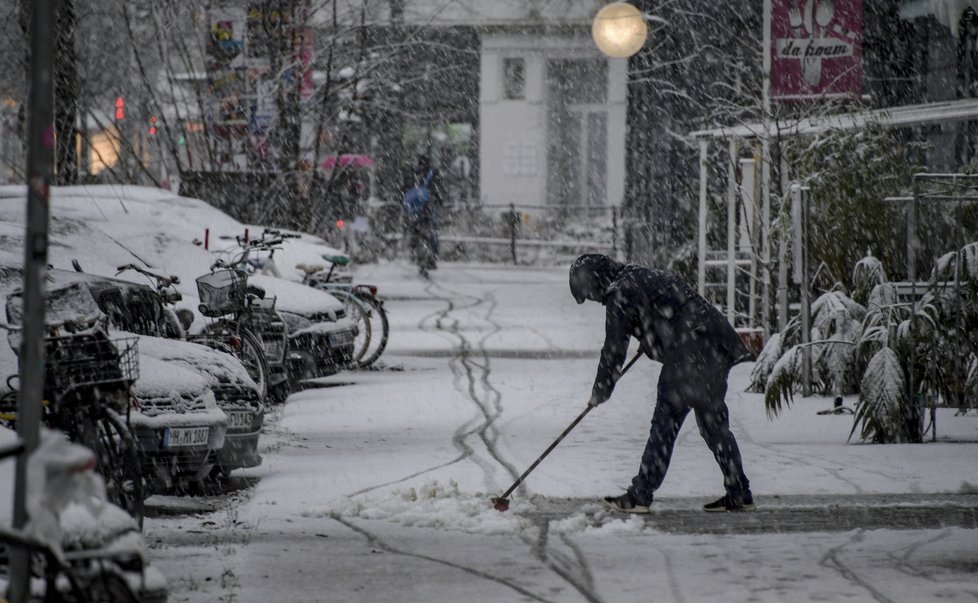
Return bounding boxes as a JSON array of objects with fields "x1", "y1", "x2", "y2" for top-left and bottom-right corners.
[
  {"x1": 757, "y1": 243, "x2": 978, "y2": 443},
  {"x1": 751, "y1": 289, "x2": 865, "y2": 415}
]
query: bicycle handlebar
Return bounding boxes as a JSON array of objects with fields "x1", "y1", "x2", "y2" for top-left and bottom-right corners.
[{"x1": 116, "y1": 264, "x2": 181, "y2": 288}]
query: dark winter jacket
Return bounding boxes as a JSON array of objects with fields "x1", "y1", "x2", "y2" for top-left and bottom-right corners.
[{"x1": 570, "y1": 254, "x2": 752, "y2": 404}]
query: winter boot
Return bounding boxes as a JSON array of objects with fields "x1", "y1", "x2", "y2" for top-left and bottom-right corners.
[
  {"x1": 603, "y1": 492, "x2": 651, "y2": 514},
  {"x1": 703, "y1": 492, "x2": 755, "y2": 513}
]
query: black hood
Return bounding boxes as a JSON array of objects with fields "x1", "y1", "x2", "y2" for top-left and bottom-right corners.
[{"x1": 569, "y1": 254, "x2": 624, "y2": 304}]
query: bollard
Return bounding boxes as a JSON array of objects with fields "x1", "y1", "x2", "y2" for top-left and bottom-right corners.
[{"x1": 509, "y1": 203, "x2": 518, "y2": 265}]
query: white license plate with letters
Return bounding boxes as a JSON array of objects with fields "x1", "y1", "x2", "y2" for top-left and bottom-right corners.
[
  {"x1": 163, "y1": 426, "x2": 210, "y2": 448},
  {"x1": 227, "y1": 411, "x2": 252, "y2": 430}
]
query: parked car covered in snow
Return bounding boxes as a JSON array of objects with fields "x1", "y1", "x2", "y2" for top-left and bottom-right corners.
[
  {"x1": 51, "y1": 268, "x2": 264, "y2": 477},
  {"x1": 130, "y1": 355, "x2": 227, "y2": 492}
]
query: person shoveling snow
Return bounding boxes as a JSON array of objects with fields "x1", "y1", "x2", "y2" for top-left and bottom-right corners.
[{"x1": 569, "y1": 254, "x2": 756, "y2": 514}]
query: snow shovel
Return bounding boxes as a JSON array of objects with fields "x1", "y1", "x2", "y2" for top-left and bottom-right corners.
[{"x1": 491, "y1": 350, "x2": 644, "y2": 512}]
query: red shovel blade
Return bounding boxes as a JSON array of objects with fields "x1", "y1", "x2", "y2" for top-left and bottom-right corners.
[{"x1": 490, "y1": 497, "x2": 510, "y2": 512}]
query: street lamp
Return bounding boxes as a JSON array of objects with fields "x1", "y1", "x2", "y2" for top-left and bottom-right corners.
[{"x1": 591, "y1": 2, "x2": 648, "y2": 58}]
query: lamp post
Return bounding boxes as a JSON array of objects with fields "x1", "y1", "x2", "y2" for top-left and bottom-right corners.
[
  {"x1": 593, "y1": 2, "x2": 653, "y2": 263},
  {"x1": 591, "y1": 2, "x2": 648, "y2": 59}
]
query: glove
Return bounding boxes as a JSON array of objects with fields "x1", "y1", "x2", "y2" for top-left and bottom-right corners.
[{"x1": 587, "y1": 395, "x2": 604, "y2": 408}]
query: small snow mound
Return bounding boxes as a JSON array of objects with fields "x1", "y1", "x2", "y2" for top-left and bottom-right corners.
[
  {"x1": 552, "y1": 509, "x2": 647, "y2": 535},
  {"x1": 303, "y1": 480, "x2": 531, "y2": 534}
]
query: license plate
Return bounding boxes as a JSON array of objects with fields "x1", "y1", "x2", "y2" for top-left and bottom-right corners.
[
  {"x1": 163, "y1": 426, "x2": 210, "y2": 448},
  {"x1": 227, "y1": 411, "x2": 252, "y2": 430},
  {"x1": 263, "y1": 339, "x2": 286, "y2": 362}
]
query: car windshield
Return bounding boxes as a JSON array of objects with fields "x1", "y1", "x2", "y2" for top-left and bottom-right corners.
[{"x1": 6, "y1": 282, "x2": 104, "y2": 328}]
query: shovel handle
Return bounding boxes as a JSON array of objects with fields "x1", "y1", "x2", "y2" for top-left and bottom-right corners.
[{"x1": 497, "y1": 350, "x2": 644, "y2": 501}]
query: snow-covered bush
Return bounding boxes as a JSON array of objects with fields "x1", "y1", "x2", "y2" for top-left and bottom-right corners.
[
  {"x1": 758, "y1": 243, "x2": 978, "y2": 443},
  {"x1": 787, "y1": 125, "x2": 923, "y2": 289},
  {"x1": 851, "y1": 251, "x2": 886, "y2": 305},
  {"x1": 750, "y1": 288, "x2": 864, "y2": 414}
]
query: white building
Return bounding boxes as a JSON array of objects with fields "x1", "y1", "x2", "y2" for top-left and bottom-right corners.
[{"x1": 381, "y1": 0, "x2": 627, "y2": 212}]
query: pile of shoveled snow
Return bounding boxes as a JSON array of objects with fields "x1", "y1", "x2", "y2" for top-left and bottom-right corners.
[{"x1": 303, "y1": 480, "x2": 650, "y2": 536}]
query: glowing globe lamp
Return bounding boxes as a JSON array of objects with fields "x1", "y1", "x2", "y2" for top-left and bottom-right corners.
[{"x1": 592, "y1": 2, "x2": 648, "y2": 58}]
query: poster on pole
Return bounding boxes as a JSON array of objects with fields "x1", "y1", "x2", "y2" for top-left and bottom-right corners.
[{"x1": 771, "y1": 0, "x2": 862, "y2": 101}]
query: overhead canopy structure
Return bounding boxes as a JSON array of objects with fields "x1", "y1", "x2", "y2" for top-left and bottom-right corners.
[
  {"x1": 689, "y1": 97, "x2": 978, "y2": 336},
  {"x1": 690, "y1": 97, "x2": 978, "y2": 141}
]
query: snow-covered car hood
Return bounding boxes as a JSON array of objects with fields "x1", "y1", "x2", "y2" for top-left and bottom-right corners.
[
  {"x1": 134, "y1": 333, "x2": 259, "y2": 395},
  {"x1": 131, "y1": 354, "x2": 216, "y2": 417},
  {"x1": 247, "y1": 274, "x2": 343, "y2": 319}
]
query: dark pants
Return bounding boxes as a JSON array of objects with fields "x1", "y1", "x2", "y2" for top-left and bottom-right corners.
[{"x1": 627, "y1": 353, "x2": 750, "y2": 506}]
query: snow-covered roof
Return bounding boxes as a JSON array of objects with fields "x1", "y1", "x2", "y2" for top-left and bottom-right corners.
[{"x1": 690, "y1": 98, "x2": 978, "y2": 141}]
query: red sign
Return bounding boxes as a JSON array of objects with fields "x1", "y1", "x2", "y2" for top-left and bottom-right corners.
[{"x1": 771, "y1": 0, "x2": 862, "y2": 101}]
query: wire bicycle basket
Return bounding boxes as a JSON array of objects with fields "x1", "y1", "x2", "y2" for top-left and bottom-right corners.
[
  {"x1": 196, "y1": 269, "x2": 248, "y2": 317},
  {"x1": 43, "y1": 334, "x2": 140, "y2": 395}
]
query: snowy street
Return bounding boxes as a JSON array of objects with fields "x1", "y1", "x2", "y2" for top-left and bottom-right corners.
[{"x1": 144, "y1": 261, "x2": 978, "y2": 603}]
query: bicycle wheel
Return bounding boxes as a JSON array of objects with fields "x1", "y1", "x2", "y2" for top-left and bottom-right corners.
[
  {"x1": 83, "y1": 408, "x2": 144, "y2": 527},
  {"x1": 238, "y1": 327, "x2": 270, "y2": 400},
  {"x1": 330, "y1": 289, "x2": 372, "y2": 363},
  {"x1": 354, "y1": 293, "x2": 389, "y2": 368},
  {"x1": 200, "y1": 323, "x2": 270, "y2": 401},
  {"x1": 75, "y1": 565, "x2": 140, "y2": 603}
]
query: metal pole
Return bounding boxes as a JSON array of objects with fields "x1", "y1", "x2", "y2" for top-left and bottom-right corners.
[
  {"x1": 697, "y1": 138, "x2": 708, "y2": 296},
  {"x1": 761, "y1": 0, "x2": 773, "y2": 338},
  {"x1": 611, "y1": 207, "x2": 618, "y2": 260},
  {"x1": 777, "y1": 155, "x2": 789, "y2": 331},
  {"x1": 727, "y1": 138, "x2": 737, "y2": 325},
  {"x1": 799, "y1": 186, "x2": 812, "y2": 397},
  {"x1": 509, "y1": 203, "x2": 517, "y2": 265},
  {"x1": 9, "y1": 0, "x2": 54, "y2": 601}
]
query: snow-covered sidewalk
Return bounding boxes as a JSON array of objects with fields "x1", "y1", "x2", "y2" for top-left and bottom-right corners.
[{"x1": 144, "y1": 260, "x2": 978, "y2": 603}]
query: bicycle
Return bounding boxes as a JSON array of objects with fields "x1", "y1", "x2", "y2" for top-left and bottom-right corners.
[
  {"x1": 2, "y1": 283, "x2": 144, "y2": 526},
  {"x1": 231, "y1": 230, "x2": 380, "y2": 369},
  {"x1": 297, "y1": 255, "x2": 390, "y2": 369},
  {"x1": 0, "y1": 435, "x2": 166, "y2": 602},
  {"x1": 193, "y1": 265, "x2": 272, "y2": 402}
]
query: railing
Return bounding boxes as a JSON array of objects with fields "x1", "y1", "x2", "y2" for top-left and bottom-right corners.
[{"x1": 437, "y1": 203, "x2": 619, "y2": 265}]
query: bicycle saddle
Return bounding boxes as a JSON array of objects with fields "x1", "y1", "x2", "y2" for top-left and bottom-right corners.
[
  {"x1": 295, "y1": 263, "x2": 325, "y2": 275},
  {"x1": 322, "y1": 254, "x2": 350, "y2": 266}
]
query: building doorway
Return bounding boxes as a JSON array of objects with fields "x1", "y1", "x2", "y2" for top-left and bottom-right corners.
[{"x1": 546, "y1": 58, "x2": 609, "y2": 211}]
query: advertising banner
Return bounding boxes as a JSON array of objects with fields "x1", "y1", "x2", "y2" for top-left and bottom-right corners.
[{"x1": 771, "y1": 0, "x2": 862, "y2": 100}]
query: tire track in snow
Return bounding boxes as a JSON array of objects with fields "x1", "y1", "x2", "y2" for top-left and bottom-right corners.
[
  {"x1": 423, "y1": 279, "x2": 521, "y2": 492},
  {"x1": 362, "y1": 266, "x2": 604, "y2": 601},
  {"x1": 526, "y1": 519, "x2": 603, "y2": 603},
  {"x1": 352, "y1": 275, "x2": 514, "y2": 495},
  {"x1": 726, "y1": 390, "x2": 869, "y2": 494},
  {"x1": 885, "y1": 529, "x2": 950, "y2": 580},
  {"x1": 819, "y1": 531, "x2": 895, "y2": 603},
  {"x1": 331, "y1": 515, "x2": 557, "y2": 603},
  {"x1": 427, "y1": 273, "x2": 604, "y2": 602}
]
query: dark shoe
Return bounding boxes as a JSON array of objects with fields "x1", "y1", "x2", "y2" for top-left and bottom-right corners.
[
  {"x1": 603, "y1": 493, "x2": 650, "y2": 514},
  {"x1": 703, "y1": 493, "x2": 756, "y2": 513}
]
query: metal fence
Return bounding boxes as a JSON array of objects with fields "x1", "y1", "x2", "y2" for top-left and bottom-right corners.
[{"x1": 329, "y1": 201, "x2": 621, "y2": 265}]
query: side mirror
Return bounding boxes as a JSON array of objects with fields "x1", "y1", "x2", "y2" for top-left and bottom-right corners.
[{"x1": 176, "y1": 308, "x2": 195, "y2": 332}]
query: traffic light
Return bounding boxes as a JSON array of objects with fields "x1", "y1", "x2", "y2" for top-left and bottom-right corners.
[{"x1": 148, "y1": 116, "x2": 157, "y2": 136}]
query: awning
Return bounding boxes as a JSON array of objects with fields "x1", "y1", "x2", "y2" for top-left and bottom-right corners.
[{"x1": 689, "y1": 97, "x2": 978, "y2": 141}]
